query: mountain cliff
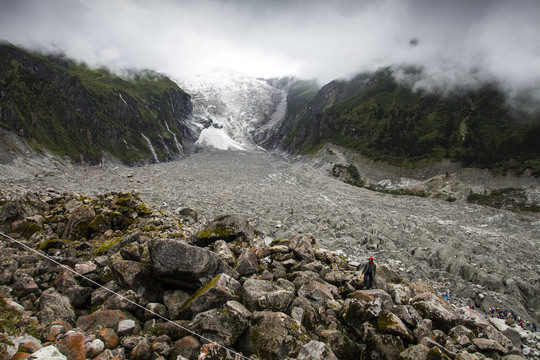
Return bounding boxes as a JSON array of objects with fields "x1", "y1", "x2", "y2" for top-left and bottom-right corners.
[
  {"x1": 260, "y1": 69, "x2": 540, "y2": 177},
  {"x1": 0, "y1": 43, "x2": 195, "y2": 165}
]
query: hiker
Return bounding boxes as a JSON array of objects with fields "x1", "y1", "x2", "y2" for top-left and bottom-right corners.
[{"x1": 361, "y1": 256, "x2": 377, "y2": 289}]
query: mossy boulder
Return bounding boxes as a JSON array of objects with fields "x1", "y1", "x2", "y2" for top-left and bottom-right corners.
[
  {"x1": 239, "y1": 311, "x2": 310, "y2": 359},
  {"x1": 188, "y1": 300, "x2": 251, "y2": 347},
  {"x1": 178, "y1": 273, "x2": 243, "y2": 320},
  {"x1": 19, "y1": 221, "x2": 42, "y2": 239},
  {"x1": 61, "y1": 205, "x2": 95, "y2": 241},
  {"x1": 88, "y1": 214, "x2": 111, "y2": 234},
  {"x1": 194, "y1": 214, "x2": 255, "y2": 247},
  {"x1": 377, "y1": 310, "x2": 415, "y2": 344}
]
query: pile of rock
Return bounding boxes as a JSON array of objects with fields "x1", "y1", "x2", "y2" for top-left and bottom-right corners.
[{"x1": 0, "y1": 190, "x2": 538, "y2": 360}]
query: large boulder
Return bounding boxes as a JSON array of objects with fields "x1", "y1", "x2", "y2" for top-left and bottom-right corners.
[
  {"x1": 298, "y1": 280, "x2": 337, "y2": 307},
  {"x1": 0, "y1": 192, "x2": 48, "y2": 225},
  {"x1": 111, "y1": 259, "x2": 161, "y2": 302},
  {"x1": 288, "y1": 233, "x2": 317, "y2": 262},
  {"x1": 178, "y1": 273, "x2": 243, "y2": 320},
  {"x1": 61, "y1": 205, "x2": 95, "y2": 240},
  {"x1": 37, "y1": 288, "x2": 76, "y2": 326},
  {"x1": 162, "y1": 289, "x2": 191, "y2": 320},
  {"x1": 149, "y1": 238, "x2": 235, "y2": 290},
  {"x1": 411, "y1": 292, "x2": 460, "y2": 332},
  {"x1": 360, "y1": 322, "x2": 405, "y2": 360},
  {"x1": 319, "y1": 329, "x2": 360, "y2": 360},
  {"x1": 193, "y1": 214, "x2": 256, "y2": 247},
  {"x1": 341, "y1": 298, "x2": 383, "y2": 330},
  {"x1": 188, "y1": 301, "x2": 251, "y2": 347},
  {"x1": 242, "y1": 278, "x2": 295, "y2": 312},
  {"x1": 377, "y1": 310, "x2": 415, "y2": 344},
  {"x1": 235, "y1": 248, "x2": 259, "y2": 276},
  {"x1": 55, "y1": 330, "x2": 85, "y2": 360},
  {"x1": 239, "y1": 311, "x2": 310, "y2": 359}
]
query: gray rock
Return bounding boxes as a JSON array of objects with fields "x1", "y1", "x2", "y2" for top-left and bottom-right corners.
[
  {"x1": 318, "y1": 329, "x2": 360, "y2": 360},
  {"x1": 149, "y1": 238, "x2": 235, "y2": 290},
  {"x1": 188, "y1": 300, "x2": 251, "y2": 347},
  {"x1": 239, "y1": 311, "x2": 310, "y2": 359},
  {"x1": 61, "y1": 205, "x2": 95, "y2": 240},
  {"x1": 242, "y1": 278, "x2": 295, "y2": 312},
  {"x1": 360, "y1": 322, "x2": 404, "y2": 360},
  {"x1": 234, "y1": 248, "x2": 258, "y2": 276},
  {"x1": 63, "y1": 285, "x2": 92, "y2": 308},
  {"x1": 411, "y1": 292, "x2": 460, "y2": 332},
  {"x1": 377, "y1": 310, "x2": 415, "y2": 344},
  {"x1": 117, "y1": 319, "x2": 138, "y2": 336},
  {"x1": 193, "y1": 214, "x2": 256, "y2": 247},
  {"x1": 298, "y1": 280, "x2": 337, "y2": 307},
  {"x1": 29, "y1": 345, "x2": 67, "y2": 360},
  {"x1": 212, "y1": 240, "x2": 236, "y2": 266},
  {"x1": 398, "y1": 343, "x2": 431, "y2": 360},
  {"x1": 162, "y1": 289, "x2": 191, "y2": 320},
  {"x1": 178, "y1": 273, "x2": 242, "y2": 319},
  {"x1": 85, "y1": 338, "x2": 105, "y2": 359},
  {"x1": 37, "y1": 288, "x2": 76, "y2": 326},
  {"x1": 13, "y1": 274, "x2": 40, "y2": 298},
  {"x1": 289, "y1": 233, "x2": 317, "y2": 262},
  {"x1": 297, "y1": 340, "x2": 338, "y2": 360},
  {"x1": 111, "y1": 259, "x2": 161, "y2": 302}
]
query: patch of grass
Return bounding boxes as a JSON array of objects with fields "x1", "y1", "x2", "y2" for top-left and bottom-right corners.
[{"x1": 467, "y1": 188, "x2": 540, "y2": 213}]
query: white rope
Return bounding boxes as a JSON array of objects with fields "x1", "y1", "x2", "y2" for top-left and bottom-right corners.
[{"x1": 0, "y1": 231, "x2": 253, "y2": 360}]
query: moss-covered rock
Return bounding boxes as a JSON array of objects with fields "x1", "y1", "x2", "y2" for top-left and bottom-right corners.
[{"x1": 88, "y1": 214, "x2": 111, "y2": 234}]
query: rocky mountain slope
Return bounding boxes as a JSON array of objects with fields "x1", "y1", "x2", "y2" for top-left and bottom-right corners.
[
  {"x1": 259, "y1": 69, "x2": 540, "y2": 177},
  {"x1": 0, "y1": 43, "x2": 195, "y2": 165},
  {"x1": 1, "y1": 190, "x2": 539, "y2": 360}
]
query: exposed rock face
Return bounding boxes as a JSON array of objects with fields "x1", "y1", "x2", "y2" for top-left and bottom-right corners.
[
  {"x1": 0, "y1": 191, "x2": 538, "y2": 360},
  {"x1": 0, "y1": 44, "x2": 196, "y2": 165}
]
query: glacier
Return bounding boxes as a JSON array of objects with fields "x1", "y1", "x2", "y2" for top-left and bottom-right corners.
[{"x1": 175, "y1": 68, "x2": 286, "y2": 151}]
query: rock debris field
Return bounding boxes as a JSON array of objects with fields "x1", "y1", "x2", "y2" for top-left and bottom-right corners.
[{"x1": 1, "y1": 149, "x2": 539, "y2": 323}]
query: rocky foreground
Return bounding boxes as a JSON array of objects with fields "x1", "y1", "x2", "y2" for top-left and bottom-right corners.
[{"x1": 1, "y1": 190, "x2": 539, "y2": 360}]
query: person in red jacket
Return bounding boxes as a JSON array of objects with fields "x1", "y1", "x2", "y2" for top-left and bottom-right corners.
[{"x1": 361, "y1": 257, "x2": 376, "y2": 289}]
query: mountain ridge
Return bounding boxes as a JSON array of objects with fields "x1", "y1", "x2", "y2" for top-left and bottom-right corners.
[
  {"x1": 0, "y1": 42, "x2": 196, "y2": 165},
  {"x1": 259, "y1": 68, "x2": 540, "y2": 177}
]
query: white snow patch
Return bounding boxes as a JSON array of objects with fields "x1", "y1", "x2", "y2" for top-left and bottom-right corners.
[{"x1": 195, "y1": 127, "x2": 246, "y2": 151}]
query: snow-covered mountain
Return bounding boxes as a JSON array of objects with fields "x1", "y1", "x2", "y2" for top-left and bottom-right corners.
[{"x1": 175, "y1": 69, "x2": 287, "y2": 151}]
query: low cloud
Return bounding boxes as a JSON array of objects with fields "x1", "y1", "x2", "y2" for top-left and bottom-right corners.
[{"x1": 1, "y1": 0, "x2": 539, "y2": 106}]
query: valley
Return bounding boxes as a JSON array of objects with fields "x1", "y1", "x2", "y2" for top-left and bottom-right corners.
[{"x1": 2, "y1": 147, "x2": 539, "y2": 325}]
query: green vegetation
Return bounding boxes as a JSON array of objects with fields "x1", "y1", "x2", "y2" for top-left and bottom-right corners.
[
  {"x1": 282, "y1": 69, "x2": 540, "y2": 177},
  {"x1": 0, "y1": 296, "x2": 42, "y2": 339},
  {"x1": 467, "y1": 188, "x2": 540, "y2": 213},
  {"x1": 0, "y1": 42, "x2": 190, "y2": 164},
  {"x1": 331, "y1": 163, "x2": 366, "y2": 187}
]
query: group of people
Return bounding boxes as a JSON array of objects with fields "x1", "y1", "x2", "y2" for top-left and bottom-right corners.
[
  {"x1": 487, "y1": 307, "x2": 537, "y2": 332},
  {"x1": 357, "y1": 257, "x2": 538, "y2": 334}
]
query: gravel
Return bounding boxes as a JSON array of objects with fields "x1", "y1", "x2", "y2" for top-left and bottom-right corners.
[{"x1": 1, "y1": 148, "x2": 539, "y2": 323}]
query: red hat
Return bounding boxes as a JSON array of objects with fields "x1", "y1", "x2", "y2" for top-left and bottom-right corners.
[{"x1": 368, "y1": 257, "x2": 374, "y2": 260}]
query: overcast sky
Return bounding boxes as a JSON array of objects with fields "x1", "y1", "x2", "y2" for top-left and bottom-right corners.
[{"x1": 1, "y1": 0, "x2": 539, "y2": 101}]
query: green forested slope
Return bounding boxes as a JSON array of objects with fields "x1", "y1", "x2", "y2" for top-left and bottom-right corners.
[
  {"x1": 0, "y1": 43, "x2": 193, "y2": 164},
  {"x1": 279, "y1": 69, "x2": 540, "y2": 176}
]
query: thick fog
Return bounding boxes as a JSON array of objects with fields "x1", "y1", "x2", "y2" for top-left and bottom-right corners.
[{"x1": 1, "y1": 0, "x2": 539, "y2": 104}]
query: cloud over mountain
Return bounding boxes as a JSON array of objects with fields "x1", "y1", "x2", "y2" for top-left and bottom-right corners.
[{"x1": 1, "y1": 0, "x2": 539, "y2": 103}]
